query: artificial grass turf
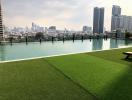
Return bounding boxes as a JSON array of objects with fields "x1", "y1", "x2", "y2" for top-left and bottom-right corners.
[
  {"x1": 46, "y1": 47, "x2": 132, "y2": 100},
  {"x1": 0, "y1": 59, "x2": 96, "y2": 100},
  {"x1": 0, "y1": 47, "x2": 131, "y2": 100},
  {"x1": 88, "y1": 47, "x2": 132, "y2": 66}
]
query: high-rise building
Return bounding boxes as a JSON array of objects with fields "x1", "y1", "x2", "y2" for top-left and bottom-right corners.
[
  {"x1": 99, "y1": 8, "x2": 105, "y2": 34},
  {"x1": 0, "y1": 2, "x2": 3, "y2": 41},
  {"x1": 112, "y1": 5, "x2": 121, "y2": 16},
  {"x1": 111, "y1": 5, "x2": 132, "y2": 32},
  {"x1": 111, "y1": 16, "x2": 120, "y2": 31},
  {"x1": 93, "y1": 7, "x2": 100, "y2": 34},
  {"x1": 128, "y1": 16, "x2": 132, "y2": 32},
  {"x1": 93, "y1": 7, "x2": 104, "y2": 34},
  {"x1": 111, "y1": 5, "x2": 121, "y2": 31},
  {"x1": 119, "y1": 15, "x2": 132, "y2": 32}
]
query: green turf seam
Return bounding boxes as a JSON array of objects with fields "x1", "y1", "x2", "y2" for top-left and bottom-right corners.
[{"x1": 44, "y1": 58, "x2": 99, "y2": 100}]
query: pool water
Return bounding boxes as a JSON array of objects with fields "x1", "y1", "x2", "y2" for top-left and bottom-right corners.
[{"x1": 0, "y1": 39, "x2": 132, "y2": 61}]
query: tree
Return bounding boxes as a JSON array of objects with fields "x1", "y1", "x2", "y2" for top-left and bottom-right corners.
[
  {"x1": 125, "y1": 32, "x2": 131, "y2": 38},
  {"x1": 35, "y1": 32, "x2": 44, "y2": 39}
]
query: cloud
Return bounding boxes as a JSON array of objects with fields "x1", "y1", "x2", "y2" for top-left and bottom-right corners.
[
  {"x1": 2, "y1": 0, "x2": 132, "y2": 30},
  {"x1": 1, "y1": 0, "x2": 82, "y2": 29},
  {"x1": 2, "y1": 0, "x2": 78, "y2": 18}
]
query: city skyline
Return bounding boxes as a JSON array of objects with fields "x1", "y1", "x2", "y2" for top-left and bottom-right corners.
[{"x1": 1, "y1": 0, "x2": 132, "y2": 31}]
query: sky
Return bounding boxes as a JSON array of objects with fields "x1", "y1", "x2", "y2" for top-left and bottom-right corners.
[{"x1": 1, "y1": 0, "x2": 132, "y2": 31}]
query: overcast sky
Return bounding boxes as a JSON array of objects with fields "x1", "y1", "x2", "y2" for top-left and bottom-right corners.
[{"x1": 1, "y1": 0, "x2": 132, "y2": 30}]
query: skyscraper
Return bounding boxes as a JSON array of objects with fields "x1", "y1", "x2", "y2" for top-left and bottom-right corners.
[
  {"x1": 111, "y1": 5, "x2": 132, "y2": 32},
  {"x1": 112, "y1": 5, "x2": 121, "y2": 16},
  {"x1": 111, "y1": 5, "x2": 121, "y2": 31},
  {"x1": 119, "y1": 15, "x2": 132, "y2": 32},
  {"x1": 99, "y1": 8, "x2": 104, "y2": 34},
  {"x1": 93, "y1": 7, "x2": 104, "y2": 34},
  {"x1": 0, "y1": 2, "x2": 3, "y2": 41},
  {"x1": 93, "y1": 7, "x2": 100, "y2": 34},
  {"x1": 111, "y1": 16, "x2": 120, "y2": 31}
]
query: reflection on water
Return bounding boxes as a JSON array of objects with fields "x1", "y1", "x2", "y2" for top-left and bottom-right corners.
[
  {"x1": 110, "y1": 39, "x2": 118, "y2": 48},
  {"x1": 0, "y1": 39, "x2": 132, "y2": 61},
  {"x1": 0, "y1": 45, "x2": 6, "y2": 61},
  {"x1": 92, "y1": 39, "x2": 103, "y2": 50},
  {"x1": 125, "y1": 39, "x2": 132, "y2": 45}
]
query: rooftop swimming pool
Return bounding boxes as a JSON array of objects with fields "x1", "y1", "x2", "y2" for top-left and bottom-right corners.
[{"x1": 0, "y1": 39, "x2": 132, "y2": 61}]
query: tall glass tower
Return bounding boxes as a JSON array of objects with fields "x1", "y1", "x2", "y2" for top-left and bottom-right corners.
[
  {"x1": 111, "y1": 5, "x2": 121, "y2": 31},
  {"x1": 93, "y1": 7, "x2": 104, "y2": 34},
  {"x1": 0, "y1": 2, "x2": 3, "y2": 41}
]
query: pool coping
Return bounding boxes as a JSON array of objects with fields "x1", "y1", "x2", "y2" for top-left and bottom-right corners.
[{"x1": 0, "y1": 46, "x2": 132, "y2": 64}]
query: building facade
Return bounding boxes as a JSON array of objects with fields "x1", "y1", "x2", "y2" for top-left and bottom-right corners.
[
  {"x1": 31, "y1": 22, "x2": 44, "y2": 33},
  {"x1": 93, "y1": 7, "x2": 104, "y2": 34},
  {"x1": 0, "y1": 2, "x2": 3, "y2": 41},
  {"x1": 111, "y1": 5, "x2": 121, "y2": 31},
  {"x1": 119, "y1": 15, "x2": 132, "y2": 32},
  {"x1": 99, "y1": 8, "x2": 104, "y2": 34},
  {"x1": 48, "y1": 26, "x2": 57, "y2": 36},
  {"x1": 111, "y1": 16, "x2": 120, "y2": 31},
  {"x1": 111, "y1": 5, "x2": 132, "y2": 32},
  {"x1": 82, "y1": 26, "x2": 92, "y2": 34},
  {"x1": 112, "y1": 5, "x2": 121, "y2": 16}
]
